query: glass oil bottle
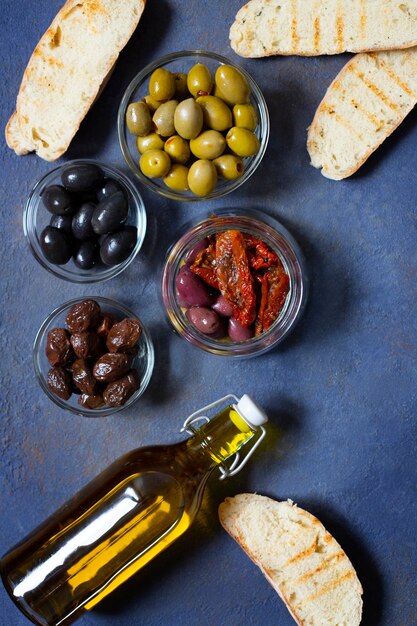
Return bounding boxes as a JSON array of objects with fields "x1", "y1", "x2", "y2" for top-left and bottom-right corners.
[{"x1": 1, "y1": 394, "x2": 268, "y2": 626}]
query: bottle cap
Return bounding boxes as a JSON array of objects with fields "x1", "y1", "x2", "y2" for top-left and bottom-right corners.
[{"x1": 236, "y1": 394, "x2": 268, "y2": 428}]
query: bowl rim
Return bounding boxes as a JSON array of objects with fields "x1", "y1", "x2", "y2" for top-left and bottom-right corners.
[
  {"x1": 23, "y1": 158, "x2": 147, "y2": 284},
  {"x1": 33, "y1": 296, "x2": 155, "y2": 416},
  {"x1": 117, "y1": 49, "x2": 270, "y2": 202},
  {"x1": 161, "y1": 208, "x2": 309, "y2": 357}
]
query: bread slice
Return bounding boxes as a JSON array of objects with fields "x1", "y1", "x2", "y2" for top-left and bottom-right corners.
[
  {"x1": 230, "y1": 0, "x2": 417, "y2": 57},
  {"x1": 219, "y1": 494, "x2": 363, "y2": 626},
  {"x1": 6, "y1": 0, "x2": 146, "y2": 161},
  {"x1": 307, "y1": 47, "x2": 417, "y2": 180}
]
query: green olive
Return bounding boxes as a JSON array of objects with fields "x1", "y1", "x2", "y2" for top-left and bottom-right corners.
[
  {"x1": 142, "y1": 94, "x2": 161, "y2": 113},
  {"x1": 139, "y1": 149, "x2": 171, "y2": 178},
  {"x1": 164, "y1": 164, "x2": 190, "y2": 192},
  {"x1": 226, "y1": 127, "x2": 260, "y2": 157},
  {"x1": 164, "y1": 135, "x2": 191, "y2": 164},
  {"x1": 152, "y1": 100, "x2": 178, "y2": 137},
  {"x1": 214, "y1": 65, "x2": 250, "y2": 106},
  {"x1": 196, "y1": 95, "x2": 233, "y2": 131},
  {"x1": 126, "y1": 102, "x2": 153, "y2": 137},
  {"x1": 233, "y1": 103, "x2": 257, "y2": 131},
  {"x1": 188, "y1": 160, "x2": 217, "y2": 196},
  {"x1": 174, "y1": 98, "x2": 203, "y2": 140},
  {"x1": 213, "y1": 155, "x2": 244, "y2": 180},
  {"x1": 149, "y1": 67, "x2": 175, "y2": 102},
  {"x1": 136, "y1": 132, "x2": 165, "y2": 154},
  {"x1": 173, "y1": 72, "x2": 189, "y2": 100},
  {"x1": 187, "y1": 63, "x2": 213, "y2": 98},
  {"x1": 190, "y1": 130, "x2": 226, "y2": 160}
]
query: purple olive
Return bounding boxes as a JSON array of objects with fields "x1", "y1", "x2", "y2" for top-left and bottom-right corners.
[
  {"x1": 177, "y1": 291, "x2": 190, "y2": 308},
  {"x1": 185, "y1": 238, "x2": 209, "y2": 266},
  {"x1": 206, "y1": 318, "x2": 227, "y2": 339},
  {"x1": 212, "y1": 294, "x2": 234, "y2": 317},
  {"x1": 176, "y1": 266, "x2": 212, "y2": 307},
  {"x1": 228, "y1": 317, "x2": 254, "y2": 342},
  {"x1": 186, "y1": 307, "x2": 220, "y2": 335}
]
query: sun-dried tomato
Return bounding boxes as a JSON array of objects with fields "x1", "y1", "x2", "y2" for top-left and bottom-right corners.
[
  {"x1": 255, "y1": 264, "x2": 290, "y2": 335},
  {"x1": 190, "y1": 241, "x2": 218, "y2": 289},
  {"x1": 215, "y1": 230, "x2": 257, "y2": 327},
  {"x1": 244, "y1": 234, "x2": 280, "y2": 270}
]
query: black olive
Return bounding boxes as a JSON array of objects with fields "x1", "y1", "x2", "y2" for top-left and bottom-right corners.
[
  {"x1": 40, "y1": 226, "x2": 73, "y2": 265},
  {"x1": 50, "y1": 214, "x2": 73, "y2": 236},
  {"x1": 61, "y1": 163, "x2": 104, "y2": 193},
  {"x1": 74, "y1": 240, "x2": 100, "y2": 269},
  {"x1": 100, "y1": 227, "x2": 137, "y2": 266},
  {"x1": 41, "y1": 185, "x2": 74, "y2": 215},
  {"x1": 97, "y1": 178, "x2": 125, "y2": 202},
  {"x1": 91, "y1": 191, "x2": 128, "y2": 235},
  {"x1": 72, "y1": 202, "x2": 96, "y2": 241}
]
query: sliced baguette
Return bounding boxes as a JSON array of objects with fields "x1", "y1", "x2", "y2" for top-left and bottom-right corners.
[
  {"x1": 307, "y1": 47, "x2": 417, "y2": 180},
  {"x1": 230, "y1": 0, "x2": 417, "y2": 57},
  {"x1": 6, "y1": 0, "x2": 146, "y2": 161},
  {"x1": 219, "y1": 494, "x2": 363, "y2": 626}
]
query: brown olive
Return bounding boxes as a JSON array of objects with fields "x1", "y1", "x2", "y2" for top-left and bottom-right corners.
[
  {"x1": 96, "y1": 315, "x2": 114, "y2": 337},
  {"x1": 71, "y1": 358, "x2": 97, "y2": 395},
  {"x1": 106, "y1": 318, "x2": 142, "y2": 353},
  {"x1": 78, "y1": 394, "x2": 105, "y2": 409},
  {"x1": 66, "y1": 300, "x2": 101, "y2": 333},
  {"x1": 93, "y1": 353, "x2": 133, "y2": 383},
  {"x1": 46, "y1": 328, "x2": 72, "y2": 366},
  {"x1": 70, "y1": 332, "x2": 101, "y2": 359},
  {"x1": 103, "y1": 370, "x2": 140, "y2": 407},
  {"x1": 47, "y1": 367, "x2": 72, "y2": 400}
]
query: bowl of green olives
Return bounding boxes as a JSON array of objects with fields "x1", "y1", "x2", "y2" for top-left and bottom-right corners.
[
  {"x1": 118, "y1": 51, "x2": 269, "y2": 201},
  {"x1": 162, "y1": 210, "x2": 308, "y2": 357},
  {"x1": 24, "y1": 159, "x2": 147, "y2": 283}
]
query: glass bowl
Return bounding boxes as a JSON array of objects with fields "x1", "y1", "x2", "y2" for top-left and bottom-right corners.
[
  {"x1": 33, "y1": 297, "x2": 154, "y2": 416},
  {"x1": 162, "y1": 210, "x2": 308, "y2": 357},
  {"x1": 118, "y1": 50, "x2": 269, "y2": 202},
  {"x1": 24, "y1": 159, "x2": 147, "y2": 283}
]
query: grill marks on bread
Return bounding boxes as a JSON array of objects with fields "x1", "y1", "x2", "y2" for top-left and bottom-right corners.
[
  {"x1": 230, "y1": 0, "x2": 417, "y2": 57},
  {"x1": 307, "y1": 47, "x2": 417, "y2": 179},
  {"x1": 219, "y1": 495, "x2": 363, "y2": 626}
]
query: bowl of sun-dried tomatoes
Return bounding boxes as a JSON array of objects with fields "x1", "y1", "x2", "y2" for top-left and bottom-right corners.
[
  {"x1": 162, "y1": 210, "x2": 308, "y2": 357},
  {"x1": 33, "y1": 297, "x2": 154, "y2": 416}
]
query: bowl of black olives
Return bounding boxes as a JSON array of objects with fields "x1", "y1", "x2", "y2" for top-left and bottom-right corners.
[
  {"x1": 118, "y1": 50, "x2": 269, "y2": 201},
  {"x1": 33, "y1": 297, "x2": 155, "y2": 416},
  {"x1": 24, "y1": 159, "x2": 146, "y2": 282}
]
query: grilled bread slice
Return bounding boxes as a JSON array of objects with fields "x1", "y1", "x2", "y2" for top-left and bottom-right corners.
[
  {"x1": 219, "y1": 494, "x2": 363, "y2": 626},
  {"x1": 307, "y1": 47, "x2": 417, "y2": 180},
  {"x1": 230, "y1": 0, "x2": 417, "y2": 57},
  {"x1": 6, "y1": 0, "x2": 146, "y2": 161}
]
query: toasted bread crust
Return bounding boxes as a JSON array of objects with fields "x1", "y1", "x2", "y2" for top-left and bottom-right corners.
[{"x1": 5, "y1": 112, "x2": 32, "y2": 155}]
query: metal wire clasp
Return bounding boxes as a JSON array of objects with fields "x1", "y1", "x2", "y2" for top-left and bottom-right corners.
[{"x1": 180, "y1": 394, "x2": 266, "y2": 480}]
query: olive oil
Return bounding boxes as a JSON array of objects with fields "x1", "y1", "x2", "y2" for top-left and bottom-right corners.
[{"x1": 1, "y1": 395, "x2": 267, "y2": 626}]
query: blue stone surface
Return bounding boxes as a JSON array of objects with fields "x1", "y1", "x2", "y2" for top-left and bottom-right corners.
[{"x1": 0, "y1": 1, "x2": 416, "y2": 625}]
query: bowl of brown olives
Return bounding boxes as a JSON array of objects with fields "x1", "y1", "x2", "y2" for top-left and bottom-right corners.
[
  {"x1": 33, "y1": 297, "x2": 154, "y2": 416},
  {"x1": 162, "y1": 210, "x2": 308, "y2": 357},
  {"x1": 24, "y1": 160, "x2": 146, "y2": 283},
  {"x1": 118, "y1": 51, "x2": 269, "y2": 201}
]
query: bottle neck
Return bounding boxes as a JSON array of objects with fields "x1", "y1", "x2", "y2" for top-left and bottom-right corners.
[{"x1": 184, "y1": 405, "x2": 256, "y2": 475}]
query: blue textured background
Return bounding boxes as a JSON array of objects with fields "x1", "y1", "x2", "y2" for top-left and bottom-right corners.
[{"x1": 1, "y1": 1, "x2": 416, "y2": 625}]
